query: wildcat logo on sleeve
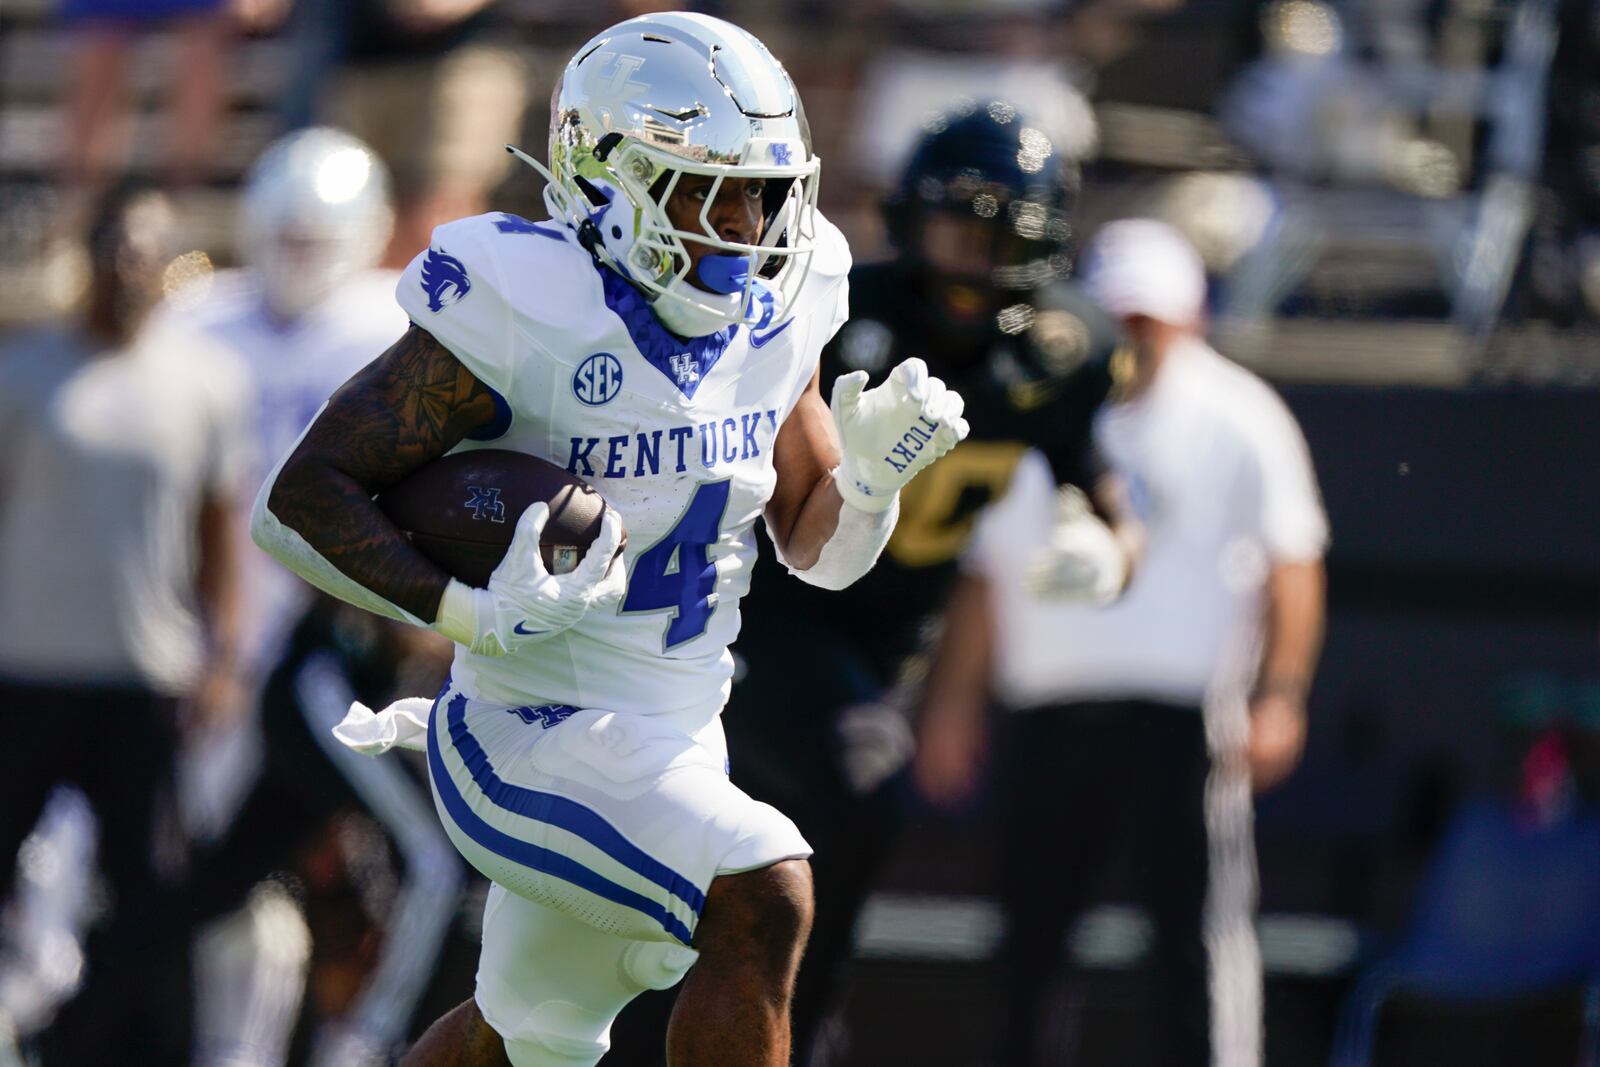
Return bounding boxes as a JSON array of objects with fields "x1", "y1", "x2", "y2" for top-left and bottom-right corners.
[{"x1": 420, "y1": 247, "x2": 471, "y2": 312}]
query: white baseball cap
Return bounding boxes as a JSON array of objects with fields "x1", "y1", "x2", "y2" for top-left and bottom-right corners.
[{"x1": 1083, "y1": 218, "x2": 1207, "y2": 327}]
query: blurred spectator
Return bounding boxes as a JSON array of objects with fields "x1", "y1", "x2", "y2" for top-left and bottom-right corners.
[
  {"x1": 914, "y1": 220, "x2": 1328, "y2": 1066},
  {"x1": 0, "y1": 183, "x2": 252, "y2": 1065},
  {"x1": 319, "y1": 0, "x2": 527, "y2": 267},
  {"x1": 845, "y1": 12, "x2": 1098, "y2": 246},
  {"x1": 57, "y1": 0, "x2": 233, "y2": 195},
  {"x1": 1331, "y1": 698, "x2": 1600, "y2": 1066},
  {"x1": 1218, "y1": 1, "x2": 1401, "y2": 186}
]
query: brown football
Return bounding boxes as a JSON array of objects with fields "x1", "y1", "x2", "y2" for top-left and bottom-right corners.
[{"x1": 376, "y1": 449, "x2": 620, "y2": 587}]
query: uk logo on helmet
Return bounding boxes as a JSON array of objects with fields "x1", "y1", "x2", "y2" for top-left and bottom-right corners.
[
  {"x1": 573, "y1": 352, "x2": 623, "y2": 406},
  {"x1": 770, "y1": 143, "x2": 793, "y2": 166},
  {"x1": 420, "y1": 248, "x2": 470, "y2": 312}
]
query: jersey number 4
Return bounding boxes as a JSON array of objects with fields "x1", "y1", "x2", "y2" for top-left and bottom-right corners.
[{"x1": 621, "y1": 481, "x2": 731, "y2": 650}]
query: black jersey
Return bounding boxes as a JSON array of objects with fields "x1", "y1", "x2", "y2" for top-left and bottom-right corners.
[{"x1": 746, "y1": 261, "x2": 1129, "y2": 681}]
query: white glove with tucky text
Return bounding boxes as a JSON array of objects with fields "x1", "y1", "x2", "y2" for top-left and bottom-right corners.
[
  {"x1": 831, "y1": 358, "x2": 970, "y2": 512},
  {"x1": 433, "y1": 502, "x2": 625, "y2": 656}
]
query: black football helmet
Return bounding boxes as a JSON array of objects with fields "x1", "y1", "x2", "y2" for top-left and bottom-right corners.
[{"x1": 884, "y1": 100, "x2": 1077, "y2": 299}]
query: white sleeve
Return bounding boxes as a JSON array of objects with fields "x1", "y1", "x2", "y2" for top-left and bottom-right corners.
[
  {"x1": 822, "y1": 263, "x2": 851, "y2": 347},
  {"x1": 395, "y1": 216, "x2": 518, "y2": 398},
  {"x1": 1249, "y1": 394, "x2": 1329, "y2": 562},
  {"x1": 766, "y1": 495, "x2": 898, "y2": 591},
  {"x1": 782, "y1": 214, "x2": 853, "y2": 418}
]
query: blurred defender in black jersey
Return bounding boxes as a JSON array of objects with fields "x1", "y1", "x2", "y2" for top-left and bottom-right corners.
[
  {"x1": 601, "y1": 103, "x2": 1141, "y2": 1067},
  {"x1": 189, "y1": 599, "x2": 463, "y2": 1067}
]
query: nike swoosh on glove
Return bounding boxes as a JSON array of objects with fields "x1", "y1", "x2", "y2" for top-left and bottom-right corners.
[
  {"x1": 831, "y1": 357, "x2": 970, "y2": 512},
  {"x1": 435, "y1": 502, "x2": 625, "y2": 657}
]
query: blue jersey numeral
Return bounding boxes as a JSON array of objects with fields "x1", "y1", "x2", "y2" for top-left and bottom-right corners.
[{"x1": 622, "y1": 481, "x2": 731, "y2": 649}]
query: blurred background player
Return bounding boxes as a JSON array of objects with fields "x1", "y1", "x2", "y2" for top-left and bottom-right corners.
[
  {"x1": 915, "y1": 219, "x2": 1328, "y2": 1067},
  {"x1": 0, "y1": 183, "x2": 252, "y2": 1065},
  {"x1": 605, "y1": 100, "x2": 1141, "y2": 1067},
  {"x1": 171, "y1": 125, "x2": 408, "y2": 724},
  {"x1": 188, "y1": 597, "x2": 459, "y2": 1067},
  {"x1": 56, "y1": 0, "x2": 232, "y2": 197},
  {"x1": 317, "y1": 0, "x2": 527, "y2": 267},
  {"x1": 167, "y1": 126, "x2": 464, "y2": 1067}
]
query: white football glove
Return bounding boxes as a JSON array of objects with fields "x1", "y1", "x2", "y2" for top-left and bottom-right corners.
[
  {"x1": 1024, "y1": 486, "x2": 1128, "y2": 604},
  {"x1": 434, "y1": 502, "x2": 625, "y2": 656},
  {"x1": 831, "y1": 358, "x2": 970, "y2": 512}
]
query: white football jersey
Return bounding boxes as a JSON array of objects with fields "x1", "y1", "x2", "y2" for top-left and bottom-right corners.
[
  {"x1": 396, "y1": 212, "x2": 850, "y2": 732},
  {"x1": 174, "y1": 269, "x2": 411, "y2": 675}
]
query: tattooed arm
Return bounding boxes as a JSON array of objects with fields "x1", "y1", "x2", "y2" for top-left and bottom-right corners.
[{"x1": 255, "y1": 325, "x2": 498, "y2": 623}]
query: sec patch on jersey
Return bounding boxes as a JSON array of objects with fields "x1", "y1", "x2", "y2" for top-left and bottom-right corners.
[{"x1": 377, "y1": 450, "x2": 620, "y2": 586}]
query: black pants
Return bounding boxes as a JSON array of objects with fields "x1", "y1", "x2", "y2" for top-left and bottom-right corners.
[
  {"x1": 189, "y1": 655, "x2": 395, "y2": 924},
  {"x1": 0, "y1": 679, "x2": 191, "y2": 1066},
  {"x1": 999, "y1": 700, "x2": 1213, "y2": 1067}
]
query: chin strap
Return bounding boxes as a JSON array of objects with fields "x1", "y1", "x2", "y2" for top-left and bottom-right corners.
[
  {"x1": 506, "y1": 143, "x2": 784, "y2": 340},
  {"x1": 505, "y1": 143, "x2": 610, "y2": 262}
]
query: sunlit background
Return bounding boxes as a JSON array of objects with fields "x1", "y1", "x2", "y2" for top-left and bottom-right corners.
[{"x1": 1, "y1": 1, "x2": 1598, "y2": 1065}]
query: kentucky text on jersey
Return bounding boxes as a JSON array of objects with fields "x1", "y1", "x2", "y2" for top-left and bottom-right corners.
[
  {"x1": 565, "y1": 409, "x2": 781, "y2": 478},
  {"x1": 883, "y1": 415, "x2": 946, "y2": 474}
]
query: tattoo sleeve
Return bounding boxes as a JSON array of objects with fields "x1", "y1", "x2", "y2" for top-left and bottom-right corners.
[{"x1": 267, "y1": 325, "x2": 499, "y2": 621}]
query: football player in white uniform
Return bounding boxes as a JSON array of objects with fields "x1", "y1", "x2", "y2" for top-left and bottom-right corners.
[
  {"x1": 252, "y1": 13, "x2": 968, "y2": 1067},
  {"x1": 181, "y1": 126, "x2": 408, "y2": 685}
]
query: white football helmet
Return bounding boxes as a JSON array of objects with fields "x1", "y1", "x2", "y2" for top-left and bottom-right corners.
[
  {"x1": 239, "y1": 127, "x2": 393, "y2": 321},
  {"x1": 510, "y1": 12, "x2": 820, "y2": 339}
]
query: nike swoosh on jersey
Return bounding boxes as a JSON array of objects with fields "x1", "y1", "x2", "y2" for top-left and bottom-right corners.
[
  {"x1": 513, "y1": 621, "x2": 546, "y2": 636},
  {"x1": 748, "y1": 319, "x2": 794, "y2": 348}
]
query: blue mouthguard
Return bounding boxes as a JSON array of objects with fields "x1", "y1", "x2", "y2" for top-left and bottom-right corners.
[{"x1": 696, "y1": 253, "x2": 754, "y2": 295}]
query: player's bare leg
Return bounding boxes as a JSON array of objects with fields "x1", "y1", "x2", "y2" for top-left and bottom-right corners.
[
  {"x1": 399, "y1": 999, "x2": 512, "y2": 1067},
  {"x1": 667, "y1": 859, "x2": 814, "y2": 1067}
]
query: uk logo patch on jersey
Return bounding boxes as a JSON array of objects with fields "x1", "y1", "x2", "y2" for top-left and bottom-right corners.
[
  {"x1": 420, "y1": 248, "x2": 471, "y2": 312},
  {"x1": 669, "y1": 353, "x2": 700, "y2": 387}
]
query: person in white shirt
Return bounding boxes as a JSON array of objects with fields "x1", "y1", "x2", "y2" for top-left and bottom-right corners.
[
  {"x1": 914, "y1": 219, "x2": 1328, "y2": 1067},
  {"x1": 0, "y1": 184, "x2": 252, "y2": 1066}
]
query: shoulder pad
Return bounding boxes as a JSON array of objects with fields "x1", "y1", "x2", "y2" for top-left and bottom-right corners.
[
  {"x1": 396, "y1": 214, "x2": 520, "y2": 393},
  {"x1": 808, "y1": 211, "x2": 853, "y2": 290}
]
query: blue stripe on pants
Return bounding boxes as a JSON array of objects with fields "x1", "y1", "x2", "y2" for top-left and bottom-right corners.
[{"x1": 427, "y1": 691, "x2": 697, "y2": 945}]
